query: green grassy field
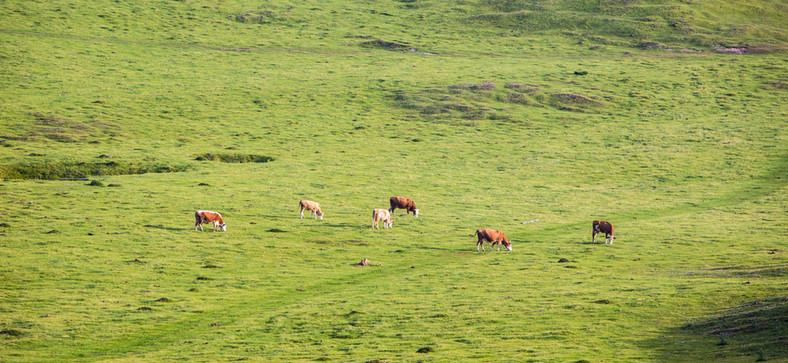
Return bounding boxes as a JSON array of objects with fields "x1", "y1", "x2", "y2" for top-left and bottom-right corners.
[{"x1": 1, "y1": 0, "x2": 786, "y2": 361}]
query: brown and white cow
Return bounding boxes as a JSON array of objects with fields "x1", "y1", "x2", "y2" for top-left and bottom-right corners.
[
  {"x1": 299, "y1": 200, "x2": 323, "y2": 220},
  {"x1": 372, "y1": 209, "x2": 394, "y2": 229},
  {"x1": 389, "y1": 196, "x2": 419, "y2": 217},
  {"x1": 592, "y1": 220, "x2": 615, "y2": 244},
  {"x1": 195, "y1": 210, "x2": 227, "y2": 232},
  {"x1": 472, "y1": 229, "x2": 512, "y2": 252}
]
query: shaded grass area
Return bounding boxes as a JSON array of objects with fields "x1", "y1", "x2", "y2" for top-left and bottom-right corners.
[
  {"x1": 645, "y1": 297, "x2": 787, "y2": 361},
  {"x1": 471, "y1": 0, "x2": 788, "y2": 49}
]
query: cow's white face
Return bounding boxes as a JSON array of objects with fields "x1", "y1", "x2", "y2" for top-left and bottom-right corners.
[
  {"x1": 414, "y1": 209, "x2": 420, "y2": 218},
  {"x1": 319, "y1": 214, "x2": 323, "y2": 220},
  {"x1": 220, "y1": 223, "x2": 227, "y2": 232},
  {"x1": 506, "y1": 245, "x2": 512, "y2": 252}
]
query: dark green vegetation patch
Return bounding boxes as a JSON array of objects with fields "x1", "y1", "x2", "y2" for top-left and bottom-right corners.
[
  {"x1": 360, "y1": 39, "x2": 415, "y2": 51},
  {"x1": 0, "y1": 160, "x2": 192, "y2": 180},
  {"x1": 194, "y1": 153, "x2": 274, "y2": 163}
]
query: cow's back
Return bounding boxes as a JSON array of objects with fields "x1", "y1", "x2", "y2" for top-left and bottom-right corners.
[
  {"x1": 196, "y1": 210, "x2": 220, "y2": 223},
  {"x1": 390, "y1": 196, "x2": 415, "y2": 210},
  {"x1": 477, "y1": 229, "x2": 495, "y2": 241},
  {"x1": 595, "y1": 221, "x2": 613, "y2": 234}
]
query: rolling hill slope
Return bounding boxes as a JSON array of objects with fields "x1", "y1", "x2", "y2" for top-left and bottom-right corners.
[{"x1": 0, "y1": 0, "x2": 786, "y2": 361}]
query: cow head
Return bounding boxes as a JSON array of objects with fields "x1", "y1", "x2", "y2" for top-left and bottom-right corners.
[
  {"x1": 220, "y1": 223, "x2": 227, "y2": 232},
  {"x1": 413, "y1": 209, "x2": 420, "y2": 218},
  {"x1": 317, "y1": 210, "x2": 324, "y2": 220},
  {"x1": 502, "y1": 240, "x2": 512, "y2": 251}
]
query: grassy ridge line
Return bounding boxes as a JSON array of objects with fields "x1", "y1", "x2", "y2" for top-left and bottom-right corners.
[
  {"x1": 2, "y1": 0, "x2": 785, "y2": 55},
  {"x1": 0, "y1": 28, "x2": 373, "y2": 56},
  {"x1": 7, "y1": 28, "x2": 786, "y2": 60}
]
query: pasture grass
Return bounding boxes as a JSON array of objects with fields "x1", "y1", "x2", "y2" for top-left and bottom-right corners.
[{"x1": 0, "y1": 0, "x2": 786, "y2": 361}]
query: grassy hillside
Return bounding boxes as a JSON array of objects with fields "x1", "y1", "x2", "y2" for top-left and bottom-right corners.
[{"x1": 1, "y1": 0, "x2": 786, "y2": 361}]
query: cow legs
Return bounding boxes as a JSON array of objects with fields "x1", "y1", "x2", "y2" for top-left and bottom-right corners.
[
  {"x1": 592, "y1": 231, "x2": 597, "y2": 244},
  {"x1": 195, "y1": 223, "x2": 202, "y2": 231},
  {"x1": 300, "y1": 207, "x2": 305, "y2": 219},
  {"x1": 607, "y1": 234, "x2": 613, "y2": 244}
]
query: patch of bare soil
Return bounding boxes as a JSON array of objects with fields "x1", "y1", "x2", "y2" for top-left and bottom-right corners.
[{"x1": 713, "y1": 44, "x2": 781, "y2": 54}]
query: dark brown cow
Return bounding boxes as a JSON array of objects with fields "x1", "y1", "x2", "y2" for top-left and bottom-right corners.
[
  {"x1": 195, "y1": 210, "x2": 227, "y2": 232},
  {"x1": 472, "y1": 229, "x2": 512, "y2": 252},
  {"x1": 592, "y1": 220, "x2": 615, "y2": 244},
  {"x1": 389, "y1": 196, "x2": 419, "y2": 217}
]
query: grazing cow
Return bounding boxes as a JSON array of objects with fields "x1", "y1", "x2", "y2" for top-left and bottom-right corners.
[
  {"x1": 389, "y1": 196, "x2": 419, "y2": 217},
  {"x1": 472, "y1": 229, "x2": 512, "y2": 252},
  {"x1": 372, "y1": 209, "x2": 394, "y2": 229},
  {"x1": 592, "y1": 220, "x2": 615, "y2": 244},
  {"x1": 299, "y1": 200, "x2": 323, "y2": 220},
  {"x1": 194, "y1": 210, "x2": 227, "y2": 232}
]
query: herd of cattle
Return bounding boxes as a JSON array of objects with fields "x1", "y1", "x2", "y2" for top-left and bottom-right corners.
[{"x1": 195, "y1": 196, "x2": 616, "y2": 251}]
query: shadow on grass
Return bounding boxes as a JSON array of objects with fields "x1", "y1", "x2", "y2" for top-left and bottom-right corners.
[
  {"x1": 299, "y1": 223, "x2": 361, "y2": 229},
  {"x1": 144, "y1": 224, "x2": 192, "y2": 231},
  {"x1": 417, "y1": 245, "x2": 460, "y2": 252},
  {"x1": 640, "y1": 297, "x2": 787, "y2": 361},
  {"x1": 258, "y1": 214, "x2": 292, "y2": 220}
]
